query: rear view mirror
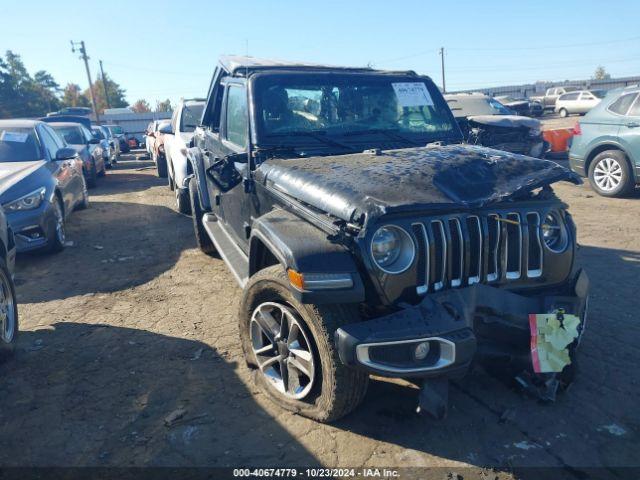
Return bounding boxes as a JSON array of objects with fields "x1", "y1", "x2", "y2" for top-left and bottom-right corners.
[{"x1": 55, "y1": 147, "x2": 77, "y2": 160}]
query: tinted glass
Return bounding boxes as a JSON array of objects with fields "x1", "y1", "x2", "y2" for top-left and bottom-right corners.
[
  {"x1": 560, "y1": 92, "x2": 580, "y2": 101},
  {"x1": 592, "y1": 90, "x2": 607, "y2": 99},
  {"x1": 0, "y1": 127, "x2": 42, "y2": 162},
  {"x1": 225, "y1": 85, "x2": 248, "y2": 148},
  {"x1": 52, "y1": 126, "x2": 85, "y2": 144},
  {"x1": 39, "y1": 127, "x2": 61, "y2": 159},
  {"x1": 181, "y1": 103, "x2": 205, "y2": 133},
  {"x1": 108, "y1": 126, "x2": 124, "y2": 135},
  {"x1": 45, "y1": 125, "x2": 66, "y2": 149},
  {"x1": 609, "y1": 93, "x2": 638, "y2": 115}
]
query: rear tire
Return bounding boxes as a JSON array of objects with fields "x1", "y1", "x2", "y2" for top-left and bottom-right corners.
[
  {"x1": 588, "y1": 150, "x2": 634, "y2": 197},
  {"x1": 239, "y1": 265, "x2": 369, "y2": 422},
  {"x1": 0, "y1": 257, "x2": 18, "y2": 362},
  {"x1": 188, "y1": 176, "x2": 216, "y2": 255},
  {"x1": 559, "y1": 108, "x2": 569, "y2": 118},
  {"x1": 176, "y1": 187, "x2": 191, "y2": 215}
]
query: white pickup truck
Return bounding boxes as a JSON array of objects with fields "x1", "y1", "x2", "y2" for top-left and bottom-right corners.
[
  {"x1": 530, "y1": 86, "x2": 580, "y2": 111},
  {"x1": 162, "y1": 99, "x2": 206, "y2": 214}
]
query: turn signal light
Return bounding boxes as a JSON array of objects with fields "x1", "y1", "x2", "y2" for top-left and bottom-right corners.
[{"x1": 287, "y1": 269, "x2": 305, "y2": 290}]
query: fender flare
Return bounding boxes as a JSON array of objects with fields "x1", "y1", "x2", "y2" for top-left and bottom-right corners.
[
  {"x1": 185, "y1": 147, "x2": 211, "y2": 210},
  {"x1": 250, "y1": 209, "x2": 365, "y2": 304}
]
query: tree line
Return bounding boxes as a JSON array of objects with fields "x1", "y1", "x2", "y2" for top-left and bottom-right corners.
[{"x1": 0, "y1": 50, "x2": 173, "y2": 119}]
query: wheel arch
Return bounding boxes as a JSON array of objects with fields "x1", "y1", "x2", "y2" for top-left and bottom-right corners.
[
  {"x1": 585, "y1": 143, "x2": 630, "y2": 175},
  {"x1": 185, "y1": 147, "x2": 211, "y2": 210}
]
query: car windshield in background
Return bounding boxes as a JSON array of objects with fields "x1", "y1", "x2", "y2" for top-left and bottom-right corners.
[
  {"x1": 447, "y1": 96, "x2": 513, "y2": 117},
  {"x1": 592, "y1": 90, "x2": 607, "y2": 99},
  {"x1": 181, "y1": 103, "x2": 205, "y2": 132},
  {"x1": 52, "y1": 126, "x2": 84, "y2": 145},
  {"x1": 0, "y1": 127, "x2": 42, "y2": 162},
  {"x1": 254, "y1": 76, "x2": 458, "y2": 144},
  {"x1": 109, "y1": 126, "x2": 124, "y2": 135}
]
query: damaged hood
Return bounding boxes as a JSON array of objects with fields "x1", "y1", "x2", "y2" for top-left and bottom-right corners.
[
  {"x1": 467, "y1": 115, "x2": 540, "y2": 130},
  {"x1": 257, "y1": 144, "x2": 580, "y2": 224}
]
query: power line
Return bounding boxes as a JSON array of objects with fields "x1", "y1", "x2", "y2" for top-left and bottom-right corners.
[{"x1": 100, "y1": 61, "x2": 211, "y2": 77}]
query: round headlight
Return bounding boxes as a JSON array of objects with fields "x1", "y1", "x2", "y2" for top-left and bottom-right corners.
[
  {"x1": 370, "y1": 225, "x2": 415, "y2": 274},
  {"x1": 541, "y1": 211, "x2": 568, "y2": 253}
]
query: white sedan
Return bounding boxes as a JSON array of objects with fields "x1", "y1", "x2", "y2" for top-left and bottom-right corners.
[{"x1": 555, "y1": 89, "x2": 607, "y2": 117}]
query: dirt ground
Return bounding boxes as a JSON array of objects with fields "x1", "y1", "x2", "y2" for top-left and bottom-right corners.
[{"x1": 0, "y1": 152, "x2": 638, "y2": 478}]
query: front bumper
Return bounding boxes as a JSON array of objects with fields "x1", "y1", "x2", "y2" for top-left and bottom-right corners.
[
  {"x1": 336, "y1": 269, "x2": 589, "y2": 379},
  {"x1": 7, "y1": 201, "x2": 57, "y2": 252}
]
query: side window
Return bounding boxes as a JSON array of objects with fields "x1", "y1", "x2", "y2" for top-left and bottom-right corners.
[
  {"x1": 608, "y1": 93, "x2": 638, "y2": 115},
  {"x1": 81, "y1": 126, "x2": 93, "y2": 142},
  {"x1": 225, "y1": 85, "x2": 248, "y2": 149},
  {"x1": 628, "y1": 96, "x2": 640, "y2": 117},
  {"x1": 38, "y1": 127, "x2": 60, "y2": 160},
  {"x1": 561, "y1": 92, "x2": 579, "y2": 101},
  {"x1": 45, "y1": 125, "x2": 66, "y2": 149},
  {"x1": 208, "y1": 81, "x2": 227, "y2": 132}
]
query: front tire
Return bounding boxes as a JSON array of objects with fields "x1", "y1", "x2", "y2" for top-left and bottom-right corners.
[
  {"x1": 0, "y1": 257, "x2": 18, "y2": 362},
  {"x1": 239, "y1": 265, "x2": 369, "y2": 422},
  {"x1": 76, "y1": 179, "x2": 89, "y2": 210},
  {"x1": 559, "y1": 108, "x2": 569, "y2": 118},
  {"x1": 188, "y1": 177, "x2": 216, "y2": 255},
  {"x1": 588, "y1": 150, "x2": 634, "y2": 197},
  {"x1": 44, "y1": 199, "x2": 66, "y2": 253}
]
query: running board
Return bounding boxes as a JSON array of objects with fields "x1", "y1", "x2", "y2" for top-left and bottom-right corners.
[{"x1": 202, "y1": 213, "x2": 249, "y2": 287}]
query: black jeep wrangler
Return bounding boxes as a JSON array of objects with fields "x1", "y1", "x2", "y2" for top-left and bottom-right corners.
[{"x1": 186, "y1": 56, "x2": 589, "y2": 422}]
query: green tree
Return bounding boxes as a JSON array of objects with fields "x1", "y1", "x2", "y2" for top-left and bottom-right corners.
[
  {"x1": 155, "y1": 99, "x2": 173, "y2": 112},
  {"x1": 61, "y1": 83, "x2": 90, "y2": 108},
  {"x1": 0, "y1": 50, "x2": 60, "y2": 118},
  {"x1": 593, "y1": 66, "x2": 611, "y2": 80},
  {"x1": 131, "y1": 99, "x2": 151, "y2": 113},
  {"x1": 84, "y1": 73, "x2": 128, "y2": 113}
]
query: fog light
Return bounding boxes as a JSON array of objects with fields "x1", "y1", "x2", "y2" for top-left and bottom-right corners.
[{"x1": 414, "y1": 341, "x2": 431, "y2": 361}]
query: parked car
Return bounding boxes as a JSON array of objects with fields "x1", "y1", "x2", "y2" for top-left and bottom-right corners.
[
  {"x1": 495, "y1": 95, "x2": 543, "y2": 117},
  {"x1": 151, "y1": 120, "x2": 171, "y2": 178},
  {"x1": 530, "y1": 86, "x2": 580, "y2": 111},
  {"x1": 444, "y1": 93, "x2": 546, "y2": 157},
  {"x1": 569, "y1": 86, "x2": 640, "y2": 197},
  {"x1": 163, "y1": 98, "x2": 205, "y2": 213},
  {"x1": 144, "y1": 121, "x2": 160, "y2": 158},
  {"x1": 555, "y1": 89, "x2": 607, "y2": 117},
  {"x1": 0, "y1": 205, "x2": 17, "y2": 361},
  {"x1": 49, "y1": 122, "x2": 106, "y2": 188},
  {"x1": 48, "y1": 107, "x2": 92, "y2": 116},
  {"x1": 0, "y1": 119, "x2": 88, "y2": 253},
  {"x1": 185, "y1": 56, "x2": 589, "y2": 422},
  {"x1": 104, "y1": 124, "x2": 130, "y2": 153},
  {"x1": 91, "y1": 126, "x2": 113, "y2": 169},
  {"x1": 97, "y1": 125, "x2": 120, "y2": 164}
]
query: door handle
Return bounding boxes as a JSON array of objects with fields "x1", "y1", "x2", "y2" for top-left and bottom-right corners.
[{"x1": 626, "y1": 122, "x2": 640, "y2": 128}]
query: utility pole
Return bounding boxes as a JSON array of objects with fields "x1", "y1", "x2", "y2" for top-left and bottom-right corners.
[
  {"x1": 439, "y1": 47, "x2": 446, "y2": 93},
  {"x1": 71, "y1": 40, "x2": 100, "y2": 123},
  {"x1": 99, "y1": 60, "x2": 111, "y2": 110}
]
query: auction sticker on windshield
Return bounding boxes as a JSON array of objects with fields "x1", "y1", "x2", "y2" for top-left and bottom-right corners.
[
  {"x1": 392, "y1": 82, "x2": 434, "y2": 107},
  {"x1": 0, "y1": 131, "x2": 29, "y2": 143}
]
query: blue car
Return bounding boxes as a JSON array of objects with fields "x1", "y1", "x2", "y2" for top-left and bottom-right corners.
[{"x1": 569, "y1": 85, "x2": 640, "y2": 197}]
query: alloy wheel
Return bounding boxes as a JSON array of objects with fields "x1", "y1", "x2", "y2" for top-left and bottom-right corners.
[
  {"x1": 0, "y1": 269, "x2": 15, "y2": 344},
  {"x1": 593, "y1": 157, "x2": 623, "y2": 192},
  {"x1": 250, "y1": 302, "x2": 316, "y2": 400}
]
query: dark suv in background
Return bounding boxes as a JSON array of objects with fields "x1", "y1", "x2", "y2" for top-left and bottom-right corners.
[{"x1": 186, "y1": 57, "x2": 589, "y2": 422}]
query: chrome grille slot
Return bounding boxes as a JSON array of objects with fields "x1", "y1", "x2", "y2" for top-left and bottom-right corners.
[
  {"x1": 466, "y1": 216, "x2": 482, "y2": 284},
  {"x1": 526, "y1": 212, "x2": 543, "y2": 277},
  {"x1": 412, "y1": 223, "x2": 429, "y2": 295},
  {"x1": 505, "y1": 213, "x2": 522, "y2": 279},
  {"x1": 431, "y1": 220, "x2": 446, "y2": 291},
  {"x1": 448, "y1": 218, "x2": 463, "y2": 287},
  {"x1": 486, "y1": 214, "x2": 501, "y2": 282}
]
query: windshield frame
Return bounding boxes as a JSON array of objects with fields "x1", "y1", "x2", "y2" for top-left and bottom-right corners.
[{"x1": 248, "y1": 71, "x2": 463, "y2": 150}]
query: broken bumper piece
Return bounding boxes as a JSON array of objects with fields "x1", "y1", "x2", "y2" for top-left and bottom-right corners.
[{"x1": 335, "y1": 269, "x2": 589, "y2": 381}]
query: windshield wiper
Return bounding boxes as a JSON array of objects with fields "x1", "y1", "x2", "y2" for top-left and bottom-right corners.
[
  {"x1": 340, "y1": 128, "x2": 422, "y2": 146},
  {"x1": 269, "y1": 130, "x2": 358, "y2": 152}
]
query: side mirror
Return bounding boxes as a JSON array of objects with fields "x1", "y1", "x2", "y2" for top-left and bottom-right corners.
[
  {"x1": 158, "y1": 124, "x2": 173, "y2": 135},
  {"x1": 55, "y1": 147, "x2": 77, "y2": 160},
  {"x1": 89, "y1": 138, "x2": 100, "y2": 144}
]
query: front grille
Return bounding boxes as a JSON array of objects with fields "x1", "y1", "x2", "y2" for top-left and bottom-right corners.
[{"x1": 411, "y1": 211, "x2": 543, "y2": 293}]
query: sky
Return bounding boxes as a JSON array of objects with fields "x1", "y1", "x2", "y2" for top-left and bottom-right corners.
[{"x1": 2, "y1": 0, "x2": 640, "y2": 107}]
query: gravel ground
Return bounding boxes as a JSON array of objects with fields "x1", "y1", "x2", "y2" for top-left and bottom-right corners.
[{"x1": 0, "y1": 152, "x2": 638, "y2": 479}]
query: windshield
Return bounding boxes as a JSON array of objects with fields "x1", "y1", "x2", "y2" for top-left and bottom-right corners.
[
  {"x1": 92, "y1": 128, "x2": 105, "y2": 139},
  {"x1": 254, "y1": 74, "x2": 459, "y2": 146},
  {"x1": 108, "y1": 126, "x2": 124, "y2": 135},
  {"x1": 446, "y1": 96, "x2": 513, "y2": 117},
  {"x1": 52, "y1": 126, "x2": 85, "y2": 145},
  {"x1": 0, "y1": 127, "x2": 42, "y2": 162},
  {"x1": 592, "y1": 90, "x2": 607, "y2": 99},
  {"x1": 181, "y1": 103, "x2": 205, "y2": 132}
]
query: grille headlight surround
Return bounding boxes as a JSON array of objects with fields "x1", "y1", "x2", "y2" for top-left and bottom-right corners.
[
  {"x1": 2, "y1": 187, "x2": 47, "y2": 212},
  {"x1": 541, "y1": 210, "x2": 569, "y2": 253},
  {"x1": 370, "y1": 225, "x2": 415, "y2": 274}
]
